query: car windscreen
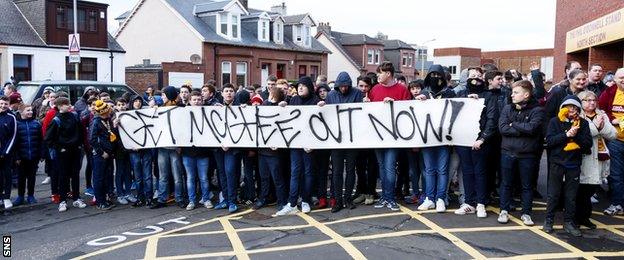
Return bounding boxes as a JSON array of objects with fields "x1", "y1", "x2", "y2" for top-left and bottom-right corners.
[{"x1": 16, "y1": 84, "x2": 40, "y2": 105}]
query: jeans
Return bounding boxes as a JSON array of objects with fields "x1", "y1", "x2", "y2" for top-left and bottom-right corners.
[
  {"x1": 157, "y1": 149, "x2": 184, "y2": 203},
  {"x1": 0, "y1": 158, "x2": 12, "y2": 199},
  {"x1": 407, "y1": 150, "x2": 425, "y2": 196},
  {"x1": 223, "y1": 150, "x2": 241, "y2": 205},
  {"x1": 115, "y1": 157, "x2": 133, "y2": 197},
  {"x1": 242, "y1": 152, "x2": 258, "y2": 201},
  {"x1": 331, "y1": 150, "x2": 357, "y2": 202},
  {"x1": 289, "y1": 149, "x2": 314, "y2": 205},
  {"x1": 546, "y1": 163, "x2": 580, "y2": 222},
  {"x1": 421, "y1": 146, "x2": 450, "y2": 201},
  {"x1": 499, "y1": 154, "x2": 535, "y2": 215},
  {"x1": 17, "y1": 159, "x2": 38, "y2": 197},
  {"x1": 313, "y1": 149, "x2": 331, "y2": 198},
  {"x1": 607, "y1": 140, "x2": 624, "y2": 206},
  {"x1": 374, "y1": 148, "x2": 399, "y2": 202},
  {"x1": 84, "y1": 151, "x2": 93, "y2": 189},
  {"x1": 182, "y1": 155, "x2": 210, "y2": 203},
  {"x1": 355, "y1": 149, "x2": 379, "y2": 196},
  {"x1": 456, "y1": 146, "x2": 487, "y2": 205},
  {"x1": 92, "y1": 154, "x2": 113, "y2": 205},
  {"x1": 258, "y1": 154, "x2": 287, "y2": 206},
  {"x1": 129, "y1": 150, "x2": 153, "y2": 200}
]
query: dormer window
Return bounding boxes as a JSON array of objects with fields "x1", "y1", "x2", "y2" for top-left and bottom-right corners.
[
  {"x1": 296, "y1": 25, "x2": 302, "y2": 42},
  {"x1": 232, "y1": 14, "x2": 239, "y2": 38},
  {"x1": 274, "y1": 21, "x2": 283, "y2": 44},
  {"x1": 304, "y1": 25, "x2": 310, "y2": 47},
  {"x1": 292, "y1": 24, "x2": 311, "y2": 48},
  {"x1": 219, "y1": 12, "x2": 228, "y2": 35},
  {"x1": 216, "y1": 12, "x2": 241, "y2": 41},
  {"x1": 258, "y1": 19, "x2": 269, "y2": 42}
]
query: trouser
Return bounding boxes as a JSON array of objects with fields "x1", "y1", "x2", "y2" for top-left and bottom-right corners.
[
  {"x1": 289, "y1": 149, "x2": 313, "y2": 205},
  {"x1": 258, "y1": 154, "x2": 287, "y2": 206},
  {"x1": 313, "y1": 149, "x2": 331, "y2": 198},
  {"x1": 17, "y1": 159, "x2": 38, "y2": 197},
  {"x1": 157, "y1": 149, "x2": 184, "y2": 203},
  {"x1": 115, "y1": 157, "x2": 133, "y2": 197},
  {"x1": 182, "y1": 155, "x2": 210, "y2": 203},
  {"x1": 576, "y1": 184, "x2": 597, "y2": 223},
  {"x1": 92, "y1": 154, "x2": 114, "y2": 205},
  {"x1": 456, "y1": 146, "x2": 488, "y2": 206},
  {"x1": 407, "y1": 150, "x2": 425, "y2": 196},
  {"x1": 355, "y1": 149, "x2": 378, "y2": 196},
  {"x1": 0, "y1": 158, "x2": 12, "y2": 199},
  {"x1": 242, "y1": 151, "x2": 258, "y2": 201},
  {"x1": 607, "y1": 140, "x2": 624, "y2": 206},
  {"x1": 56, "y1": 147, "x2": 81, "y2": 202},
  {"x1": 374, "y1": 148, "x2": 399, "y2": 202},
  {"x1": 331, "y1": 149, "x2": 357, "y2": 202},
  {"x1": 486, "y1": 136, "x2": 501, "y2": 195},
  {"x1": 222, "y1": 150, "x2": 241, "y2": 205},
  {"x1": 396, "y1": 150, "x2": 410, "y2": 196},
  {"x1": 49, "y1": 149, "x2": 60, "y2": 195},
  {"x1": 422, "y1": 146, "x2": 450, "y2": 201},
  {"x1": 500, "y1": 154, "x2": 535, "y2": 215},
  {"x1": 129, "y1": 151, "x2": 153, "y2": 200},
  {"x1": 84, "y1": 150, "x2": 93, "y2": 189},
  {"x1": 546, "y1": 163, "x2": 580, "y2": 223}
]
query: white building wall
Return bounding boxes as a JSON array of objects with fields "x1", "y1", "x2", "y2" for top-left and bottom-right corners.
[
  {"x1": 115, "y1": 0, "x2": 203, "y2": 66},
  {"x1": 540, "y1": 56, "x2": 554, "y2": 81},
  {"x1": 316, "y1": 34, "x2": 360, "y2": 84},
  {"x1": 2, "y1": 46, "x2": 125, "y2": 83},
  {"x1": 433, "y1": 55, "x2": 461, "y2": 80}
]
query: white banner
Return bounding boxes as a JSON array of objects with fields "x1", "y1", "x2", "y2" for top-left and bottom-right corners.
[{"x1": 117, "y1": 98, "x2": 484, "y2": 149}]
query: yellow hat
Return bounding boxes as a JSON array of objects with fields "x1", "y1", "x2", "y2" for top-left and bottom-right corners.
[{"x1": 94, "y1": 100, "x2": 111, "y2": 115}]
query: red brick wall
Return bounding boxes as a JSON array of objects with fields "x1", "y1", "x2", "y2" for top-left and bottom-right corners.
[
  {"x1": 161, "y1": 62, "x2": 207, "y2": 88},
  {"x1": 589, "y1": 42, "x2": 624, "y2": 73},
  {"x1": 554, "y1": 0, "x2": 624, "y2": 79},
  {"x1": 481, "y1": 49, "x2": 553, "y2": 59},
  {"x1": 434, "y1": 47, "x2": 481, "y2": 57},
  {"x1": 126, "y1": 70, "x2": 160, "y2": 93}
]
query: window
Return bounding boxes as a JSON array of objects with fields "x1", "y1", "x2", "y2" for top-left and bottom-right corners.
[
  {"x1": 448, "y1": 66, "x2": 457, "y2": 75},
  {"x1": 13, "y1": 54, "x2": 32, "y2": 83},
  {"x1": 311, "y1": 66, "x2": 319, "y2": 81},
  {"x1": 298, "y1": 65, "x2": 307, "y2": 78},
  {"x1": 77, "y1": 9, "x2": 86, "y2": 31},
  {"x1": 66, "y1": 57, "x2": 97, "y2": 80},
  {"x1": 56, "y1": 7, "x2": 66, "y2": 28},
  {"x1": 367, "y1": 49, "x2": 374, "y2": 64},
  {"x1": 232, "y1": 14, "x2": 239, "y2": 39},
  {"x1": 274, "y1": 22, "x2": 283, "y2": 43},
  {"x1": 259, "y1": 20, "x2": 269, "y2": 41},
  {"x1": 402, "y1": 55, "x2": 408, "y2": 67},
  {"x1": 55, "y1": 5, "x2": 97, "y2": 33},
  {"x1": 220, "y1": 13, "x2": 228, "y2": 35},
  {"x1": 221, "y1": 61, "x2": 231, "y2": 86},
  {"x1": 88, "y1": 11, "x2": 97, "y2": 32},
  {"x1": 296, "y1": 25, "x2": 302, "y2": 42},
  {"x1": 304, "y1": 25, "x2": 310, "y2": 46},
  {"x1": 374, "y1": 50, "x2": 381, "y2": 64},
  {"x1": 236, "y1": 62, "x2": 247, "y2": 87},
  {"x1": 408, "y1": 54, "x2": 414, "y2": 67}
]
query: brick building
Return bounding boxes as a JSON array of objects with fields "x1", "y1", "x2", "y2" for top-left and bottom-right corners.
[
  {"x1": 554, "y1": 0, "x2": 624, "y2": 80},
  {"x1": 481, "y1": 49, "x2": 554, "y2": 81},
  {"x1": 432, "y1": 47, "x2": 481, "y2": 80}
]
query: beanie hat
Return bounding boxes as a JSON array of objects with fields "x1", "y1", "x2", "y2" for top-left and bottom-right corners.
[
  {"x1": 250, "y1": 95, "x2": 263, "y2": 104},
  {"x1": 9, "y1": 92, "x2": 22, "y2": 105},
  {"x1": 162, "y1": 86, "x2": 179, "y2": 101},
  {"x1": 297, "y1": 76, "x2": 314, "y2": 97},
  {"x1": 43, "y1": 86, "x2": 55, "y2": 93},
  {"x1": 559, "y1": 95, "x2": 582, "y2": 110},
  {"x1": 94, "y1": 99, "x2": 111, "y2": 116}
]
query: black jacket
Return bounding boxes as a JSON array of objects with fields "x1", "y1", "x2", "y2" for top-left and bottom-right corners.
[
  {"x1": 44, "y1": 112, "x2": 82, "y2": 151},
  {"x1": 456, "y1": 85, "x2": 498, "y2": 143},
  {"x1": 545, "y1": 116, "x2": 592, "y2": 168},
  {"x1": 89, "y1": 116, "x2": 115, "y2": 156},
  {"x1": 498, "y1": 100, "x2": 545, "y2": 157},
  {"x1": 587, "y1": 81, "x2": 607, "y2": 98}
]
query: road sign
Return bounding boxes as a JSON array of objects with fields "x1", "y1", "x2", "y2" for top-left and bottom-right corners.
[
  {"x1": 68, "y1": 33, "x2": 81, "y2": 53},
  {"x1": 69, "y1": 54, "x2": 81, "y2": 64}
]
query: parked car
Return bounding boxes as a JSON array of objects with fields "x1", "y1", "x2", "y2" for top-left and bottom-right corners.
[{"x1": 17, "y1": 80, "x2": 138, "y2": 105}]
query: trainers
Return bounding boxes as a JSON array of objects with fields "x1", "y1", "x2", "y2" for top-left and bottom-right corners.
[
  {"x1": 51, "y1": 194, "x2": 60, "y2": 204},
  {"x1": 12, "y1": 196, "x2": 24, "y2": 207},
  {"x1": 73, "y1": 199, "x2": 87, "y2": 208},
  {"x1": 41, "y1": 176, "x2": 51, "y2": 184},
  {"x1": 253, "y1": 200, "x2": 265, "y2": 210},
  {"x1": 364, "y1": 195, "x2": 375, "y2": 205},
  {"x1": 476, "y1": 204, "x2": 487, "y2": 218},
  {"x1": 404, "y1": 194, "x2": 419, "y2": 204},
  {"x1": 329, "y1": 198, "x2": 336, "y2": 208},
  {"x1": 153, "y1": 190, "x2": 159, "y2": 199},
  {"x1": 301, "y1": 202, "x2": 311, "y2": 213},
  {"x1": 498, "y1": 210, "x2": 509, "y2": 224},
  {"x1": 97, "y1": 203, "x2": 113, "y2": 211},
  {"x1": 387, "y1": 201, "x2": 400, "y2": 211},
  {"x1": 435, "y1": 199, "x2": 446, "y2": 213},
  {"x1": 58, "y1": 201, "x2": 67, "y2": 212},
  {"x1": 125, "y1": 195, "x2": 138, "y2": 203},
  {"x1": 563, "y1": 222, "x2": 582, "y2": 237},
  {"x1": 275, "y1": 203, "x2": 299, "y2": 216},
  {"x1": 590, "y1": 194, "x2": 599, "y2": 204},
  {"x1": 149, "y1": 201, "x2": 166, "y2": 209},
  {"x1": 521, "y1": 214, "x2": 534, "y2": 226},
  {"x1": 543, "y1": 218, "x2": 554, "y2": 233},
  {"x1": 604, "y1": 204, "x2": 623, "y2": 216},
  {"x1": 117, "y1": 196, "x2": 128, "y2": 205},
  {"x1": 577, "y1": 219, "x2": 597, "y2": 229},
  {"x1": 374, "y1": 199, "x2": 388, "y2": 209},
  {"x1": 418, "y1": 198, "x2": 435, "y2": 211},
  {"x1": 3, "y1": 199, "x2": 13, "y2": 209},
  {"x1": 132, "y1": 199, "x2": 145, "y2": 208},
  {"x1": 27, "y1": 196, "x2": 37, "y2": 204},
  {"x1": 214, "y1": 201, "x2": 228, "y2": 210},
  {"x1": 331, "y1": 200, "x2": 344, "y2": 213},
  {"x1": 84, "y1": 188, "x2": 94, "y2": 197},
  {"x1": 454, "y1": 204, "x2": 476, "y2": 215},
  {"x1": 204, "y1": 200, "x2": 214, "y2": 209},
  {"x1": 353, "y1": 194, "x2": 366, "y2": 204},
  {"x1": 317, "y1": 197, "x2": 327, "y2": 209},
  {"x1": 186, "y1": 202, "x2": 195, "y2": 211},
  {"x1": 228, "y1": 203, "x2": 238, "y2": 213}
]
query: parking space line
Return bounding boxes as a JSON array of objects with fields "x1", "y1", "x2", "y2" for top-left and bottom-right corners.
[
  {"x1": 246, "y1": 240, "x2": 336, "y2": 254},
  {"x1": 324, "y1": 212, "x2": 408, "y2": 225},
  {"x1": 160, "y1": 230, "x2": 226, "y2": 238},
  {"x1": 346, "y1": 229, "x2": 436, "y2": 241},
  {"x1": 589, "y1": 218, "x2": 624, "y2": 238},
  {"x1": 297, "y1": 212, "x2": 367, "y2": 259},
  {"x1": 153, "y1": 251, "x2": 236, "y2": 259},
  {"x1": 236, "y1": 224, "x2": 313, "y2": 232},
  {"x1": 219, "y1": 218, "x2": 250, "y2": 260},
  {"x1": 144, "y1": 237, "x2": 159, "y2": 259}
]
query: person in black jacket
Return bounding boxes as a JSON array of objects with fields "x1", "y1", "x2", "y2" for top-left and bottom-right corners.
[
  {"x1": 496, "y1": 80, "x2": 545, "y2": 225},
  {"x1": 0, "y1": 96, "x2": 17, "y2": 209},
  {"x1": 45, "y1": 97, "x2": 86, "y2": 212},
  {"x1": 544, "y1": 95, "x2": 592, "y2": 237},
  {"x1": 13, "y1": 105, "x2": 44, "y2": 206},
  {"x1": 89, "y1": 100, "x2": 116, "y2": 211}
]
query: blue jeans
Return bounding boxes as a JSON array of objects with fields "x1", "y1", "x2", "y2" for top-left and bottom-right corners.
[
  {"x1": 456, "y1": 146, "x2": 487, "y2": 205},
  {"x1": 258, "y1": 154, "x2": 287, "y2": 206},
  {"x1": 407, "y1": 150, "x2": 425, "y2": 196},
  {"x1": 222, "y1": 150, "x2": 241, "y2": 205},
  {"x1": 92, "y1": 155, "x2": 113, "y2": 205},
  {"x1": 182, "y1": 156, "x2": 210, "y2": 203},
  {"x1": 129, "y1": 150, "x2": 153, "y2": 200},
  {"x1": 421, "y1": 146, "x2": 450, "y2": 200},
  {"x1": 499, "y1": 154, "x2": 535, "y2": 215},
  {"x1": 289, "y1": 149, "x2": 314, "y2": 205},
  {"x1": 607, "y1": 140, "x2": 624, "y2": 206},
  {"x1": 157, "y1": 149, "x2": 184, "y2": 203},
  {"x1": 115, "y1": 157, "x2": 133, "y2": 197},
  {"x1": 374, "y1": 148, "x2": 399, "y2": 202}
]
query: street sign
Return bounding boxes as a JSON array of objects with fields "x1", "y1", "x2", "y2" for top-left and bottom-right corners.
[
  {"x1": 69, "y1": 54, "x2": 81, "y2": 64},
  {"x1": 68, "y1": 33, "x2": 81, "y2": 53}
]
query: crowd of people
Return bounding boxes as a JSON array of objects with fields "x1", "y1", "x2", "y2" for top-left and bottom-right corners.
[{"x1": 0, "y1": 60, "x2": 623, "y2": 238}]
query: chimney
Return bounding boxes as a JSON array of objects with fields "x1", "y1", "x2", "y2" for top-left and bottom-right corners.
[
  {"x1": 318, "y1": 22, "x2": 331, "y2": 35},
  {"x1": 376, "y1": 32, "x2": 388, "y2": 40},
  {"x1": 142, "y1": 59, "x2": 151, "y2": 66},
  {"x1": 239, "y1": 0, "x2": 248, "y2": 11},
  {"x1": 270, "y1": 2, "x2": 287, "y2": 16}
]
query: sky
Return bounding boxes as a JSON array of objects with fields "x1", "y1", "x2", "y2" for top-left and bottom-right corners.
[{"x1": 97, "y1": 0, "x2": 556, "y2": 53}]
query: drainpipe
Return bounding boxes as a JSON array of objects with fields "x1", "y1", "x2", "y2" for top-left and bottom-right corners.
[
  {"x1": 213, "y1": 44, "x2": 218, "y2": 81},
  {"x1": 109, "y1": 50, "x2": 114, "y2": 82}
]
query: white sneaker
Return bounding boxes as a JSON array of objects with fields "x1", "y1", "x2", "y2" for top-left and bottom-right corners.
[
  {"x1": 41, "y1": 176, "x2": 51, "y2": 184},
  {"x1": 117, "y1": 196, "x2": 128, "y2": 205},
  {"x1": 204, "y1": 200, "x2": 214, "y2": 209},
  {"x1": 3, "y1": 199, "x2": 13, "y2": 209},
  {"x1": 73, "y1": 199, "x2": 87, "y2": 208},
  {"x1": 521, "y1": 214, "x2": 534, "y2": 226},
  {"x1": 125, "y1": 195, "x2": 137, "y2": 203},
  {"x1": 153, "y1": 190, "x2": 159, "y2": 199},
  {"x1": 590, "y1": 196, "x2": 599, "y2": 204},
  {"x1": 417, "y1": 198, "x2": 435, "y2": 211},
  {"x1": 59, "y1": 201, "x2": 67, "y2": 212},
  {"x1": 476, "y1": 204, "x2": 487, "y2": 218},
  {"x1": 186, "y1": 202, "x2": 195, "y2": 211},
  {"x1": 275, "y1": 203, "x2": 299, "y2": 216},
  {"x1": 364, "y1": 194, "x2": 375, "y2": 205},
  {"x1": 454, "y1": 203, "x2": 476, "y2": 215},
  {"x1": 498, "y1": 210, "x2": 509, "y2": 224},
  {"x1": 436, "y1": 199, "x2": 446, "y2": 213},
  {"x1": 301, "y1": 202, "x2": 311, "y2": 213}
]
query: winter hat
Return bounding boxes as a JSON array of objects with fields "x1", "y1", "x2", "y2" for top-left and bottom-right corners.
[
  {"x1": 250, "y1": 95, "x2": 263, "y2": 105},
  {"x1": 94, "y1": 99, "x2": 111, "y2": 116},
  {"x1": 559, "y1": 95, "x2": 582, "y2": 110},
  {"x1": 162, "y1": 86, "x2": 179, "y2": 101},
  {"x1": 316, "y1": 83, "x2": 330, "y2": 94},
  {"x1": 603, "y1": 74, "x2": 615, "y2": 84},
  {"x1": 43, "y1": 86, "x2": 55, "y2": 93},
  {"x1": 297, "y1": 76, "x2": 314, "y2": 97},
  {"x1": 9, "y1": 92, "x2": 22, "y2": 105},
  {"x1": 84, "y1": 86, "x2": 97, "y2": 93}
]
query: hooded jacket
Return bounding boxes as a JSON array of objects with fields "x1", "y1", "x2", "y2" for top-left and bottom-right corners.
[
  {"x1": 0, "y1": 110, "x2": 17, "y2": 156},
  {"x1": 498, "y1": 99, "x2": 545, "y2": 157},
  {"x1": 15, "y1": 117, "x2": 44, "y2": 161},
  {"x1": 546, "y1": 95, "x2": 592, "y2": 168},
  {"x1": 424, "y1": 64, "x2": 455, "y2": 99},
  {"x1": 289, "y1": 76, "x2": 320, "y2": 106},
  {"x1": 325, "y1": 72, "x2": 363, "y2": 104}
]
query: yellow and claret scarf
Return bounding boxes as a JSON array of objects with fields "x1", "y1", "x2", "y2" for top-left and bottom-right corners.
[{"x1": 558, "y1": 107, "x2": 580, "y2": 151}]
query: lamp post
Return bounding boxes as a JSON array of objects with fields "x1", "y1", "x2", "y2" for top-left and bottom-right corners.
[{"x1": 419, "y1": 38, "x2": 435, "y2": 79}]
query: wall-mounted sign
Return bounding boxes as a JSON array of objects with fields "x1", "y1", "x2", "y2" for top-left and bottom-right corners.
[{"x1": 566, "y1": 8, "x2": 624, "y2": 53}]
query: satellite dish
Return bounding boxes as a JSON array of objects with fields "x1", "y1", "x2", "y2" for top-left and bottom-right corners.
[{"x1": 190, "y1": 54, "x2": 202, "y2": 65}]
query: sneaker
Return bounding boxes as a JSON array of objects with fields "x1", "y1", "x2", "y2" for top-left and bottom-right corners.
[
  {"x1": 51, "y1": 194, "x2": 60, "y2": 204},
  {"x1": 117, "y1": 196, "x2": 128, "y2": 205},
  {"x1": 331, "y1": 200, "x2": 344, "y2": 213},
  {"x1": 73, "y1": 199, "x2": 87, "y2": 208},
  {"x1": 27, "y1": 196, "x2": 37, "y2": 204},
  {"x1": 497, "y1": 210, "x2": 509, "y2": 224},
  {"x1": 275, "y1": 203, "x2": 298, "y2": 216},
  {"x1": 604, "y1": 204, "x2": 623, "y2": 216},
  {"x1": 417, "y1": 198, "x2": 435, "y2": 211},
  {"x1": 577, "y1": 219, "x2": 597, "y2": 229},
  {"x1": 454, "y1": 204, "x2": 476, "y2": 215},
  {"x1": 186, "y1": 202, "x2": 195, "y2": 211},
  {"x1": 364, "y1": 195, "x2": 375, "y2": 205},
  {"x1": 97, "y1": 203, "x2": 113, "y2": 211},
  {"x1": 228, "y1": 203, "x2": 238, "y2": 213},
  {"x1": 214, "y1": 201, "x2": 228, "y2": 210},
  {"x1": 345, "y1": 200, "x2": 356, "y2": 210},
  {"x1": 543, "y1": 218, "x2": 554, "y2": 233},
  {"x1": 301, "y1": 202, "x2": 311, "y2": 213},
  {"x1": 387, "y1": 201, "x2": 400, "y2": 211},
  {"x1": 3, "y1": 199, "x2": 13, "y2": 209},
  {"x1": 253, "y1": 200, "x2": 265, "y2": 210},
  {"x1": 435, "y1": 199, "x2": 446, "y2": 213},
  {"x1": 374, "y1": 199, "x2": 388, "y2": 209},
  {"x1": 177, "y1": 201, "x2": 187, "y2": 209},
  {"x1": 521, "y1": 214, "x2": 534, "y2": 226},
  {"x1": 563, "y1": 222, "x2": 582, "y2": 237},
  {"x1": 41, "y1": 176, "x2": 51, "y2": 184},
  {"x1": 476, "y1": 204, "x2": 487, "y2": 218},
  {"x1": 317, "y1": 197, "x2": 327, "y2": 209},
  {"x1": 132, "y1": 199, "x2": 145, "y2": 208},
  {"x1": 149, "y1": 201, "x2": 166, "y2": 209},
  {"x1": 404, "y1": 194, "x2": 419, "y2": 204},
  {"x1": 84, "y1": 188, "x2": 94, "y2": 197},
  {"x1": 353, "y1": 194, "x2": 366, "y2": 204},
  {"x1": 590, "y1": 194, "x2": 599, "y2": 204},
  {"x1": 329, "y1": 198, "x2": 336, "y2": 208},
  {"x1": 153, "y1": 190, "x2": 159, "y2": 200},
  {"x1": 125, "y1": 195, "x2": 138, "y2": 203},
  {"x1": 58, "y1": 201, "x2": 67, "y2": 212},
  {"x1": 203, "y1": 200, "x2": 214, "y2": 209},
  {"x1": 12, "y1": 196, "x2": 24, "y2": 207}
]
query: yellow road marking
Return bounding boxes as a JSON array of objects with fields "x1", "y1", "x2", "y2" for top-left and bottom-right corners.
[
  {"x1": 246, "y1": 240, "x2": 336, "y2": 254},
  {"x1": 144, "y1": 237, "x2": 159, "y2": 259},
  {"x1": 153, "y1": 251, "x2": 236, "y2": 259},
  {"x1": 399, "y1": 206, "x2": 487, "y2": 259},
  {"x1": 297, "y1": 212, "x2": 367, "y2": 259},
  {"x1": 590, "y1": 218, "x2": 624, "y2": 238},
  {"x1": 219, "y1": 218, "x2": 250, "y2": 260},
  {"x1": 325, "y1": 212, "x2": 407, "y2": 225},
  {"x1": 346, "y1": 229, "x2": 436, "y2": 241},
  {"x1": 236, "y1": 224, "x2": 312, "y2": 232},
  {"x1": 160, "y1": 230, "x2": 226, "y2": 238}
]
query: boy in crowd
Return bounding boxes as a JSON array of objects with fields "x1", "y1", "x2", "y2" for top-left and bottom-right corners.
[
  {"x1": 13, "y1": 105, "x2": 43, "y2": 206},
  {"x1": 0, "y1": 96, "x2": 16, "y2": 208},
  {"x1": 113, "y1": 98, "x2": 136, "y2": 205},
  {"x1": 127, "y1": 95, "x2": 154, "y2": 208},
  {"x1": 90, "y1": 100, "x2": 117, "y2": 210}
]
